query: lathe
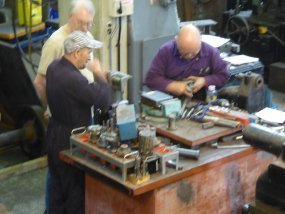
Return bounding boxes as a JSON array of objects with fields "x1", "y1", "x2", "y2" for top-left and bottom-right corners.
[{"x1": 242, "y1": 123, "x2": 285, "y2": 213}]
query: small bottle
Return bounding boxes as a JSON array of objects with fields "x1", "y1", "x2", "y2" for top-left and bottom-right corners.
[{"x1": 206, "y1": 85, "x2": 217, "y2": 103}]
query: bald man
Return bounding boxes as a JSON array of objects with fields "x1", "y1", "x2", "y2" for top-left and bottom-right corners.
[{"x1": 145, "y1": 24, "x2": 230, "y2": 99}]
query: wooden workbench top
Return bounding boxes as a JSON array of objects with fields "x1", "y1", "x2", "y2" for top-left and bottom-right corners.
[
  {"x1": 142, "y1": 119, "x2": 242, "y2": 147},
  {"x1": 60, "y1": 144, "x2": 257, "y2": 196}
]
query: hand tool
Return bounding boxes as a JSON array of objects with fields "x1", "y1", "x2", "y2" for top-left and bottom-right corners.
[{"x1": 211, "y1": 142, "x2": 250, "y2": 149}]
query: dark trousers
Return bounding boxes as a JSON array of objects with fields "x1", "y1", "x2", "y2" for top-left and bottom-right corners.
[
  {"x1": 47, "y1": 120, "x2": 85, "y2": 214},
  {"x1": 48, "y1": 151, "x2": 85, "y2": 214}
]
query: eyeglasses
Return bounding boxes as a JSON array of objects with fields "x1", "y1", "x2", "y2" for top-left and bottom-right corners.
[
  {"x1": 78, "y1": 19, "x2": 93, "y2": 30},
  {"x1": 179, "y1": 48, "x2": 200, "y2": 60}
]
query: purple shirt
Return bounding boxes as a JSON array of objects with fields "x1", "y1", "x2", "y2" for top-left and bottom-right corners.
[{"x1": 145, "y1": 39, "x2": 230, "y2": 92}]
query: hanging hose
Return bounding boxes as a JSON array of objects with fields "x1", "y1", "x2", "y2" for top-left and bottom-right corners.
[
  {"x1": 117, "y1": 16, "x2": 122, "y2": 71},
  {"x1": 108, "y1": 21, "x2": 118, "y2": 69},
  {"x1": 11, "y1": 0, "x2": 38, "y2": 73},
  {"x1": 267, "y1": 29, "x2": 285, "y2": 46},
  {"x1": 116, "y1": 0, "x2": 123, "y2": 71}
]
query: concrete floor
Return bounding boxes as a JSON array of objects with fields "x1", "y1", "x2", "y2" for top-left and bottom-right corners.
[
  {"x1": 0, "y1": 156, "x2": 47, "y2": 214},
  {"x1": 0, "y1": 166, "x2": 46, "y2": 214}
]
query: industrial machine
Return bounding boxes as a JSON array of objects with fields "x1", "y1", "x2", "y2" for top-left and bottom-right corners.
[
  {"x1": 218, "y1": 72, "x2": 266, "y2": 113},
  {"x1": 127, "y1": 0, "x2": 179, "y2": 106},
  {"x1": 242, "y1": 123, "x2": 285, "y2": 213},
  {"x1": 224, "y1": 0, "x2": 285, "y2": 81},
  {"x1": 0, "y1": 43, "x2": 46, "y2": 158}
]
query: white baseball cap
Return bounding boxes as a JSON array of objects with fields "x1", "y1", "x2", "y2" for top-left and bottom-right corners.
[{"x1": 64, "y1": 31, "x2": 103, "y2": 54}]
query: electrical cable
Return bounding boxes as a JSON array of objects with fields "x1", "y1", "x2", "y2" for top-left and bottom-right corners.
[
  {"x1": 267, "y1": 29, "x2": 285, "y2": 46},
  {"x1": 11, "y1": 0, "x2": 39, "y2": 72},
  {"x1": 25, "y1": 0, "x2": 35, "y2": 72},
  {"x1": 10, "y1": 0, "x2": 55, "y2": 72},
  {"x1": 20, "y1": 0, "x2": 38, "y2": 73},
  {"x1": 116, "y1": 0, "x2": 123, "y2": 71},
  {"x1": 117, "y1": 16, "x2": 121, "y2": 71},
  {"x1": 108, "y1": 21, "x2": 118, "y2": 69}
]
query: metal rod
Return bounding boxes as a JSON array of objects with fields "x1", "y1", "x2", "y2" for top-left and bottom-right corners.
[
  {"x1": 211, "y1": 143, "x2": 250, "y2": 149},
  {"x1": 176, "y1": 148, "x2": 200, "y2": 160},
  {"x1": 0, "y1": 128, "x2": 24, "y2": 147}
]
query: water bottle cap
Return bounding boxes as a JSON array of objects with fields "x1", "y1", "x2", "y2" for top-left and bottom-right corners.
[{"x1": 208, "y1": 85, "x2": 216, "y2": 91}]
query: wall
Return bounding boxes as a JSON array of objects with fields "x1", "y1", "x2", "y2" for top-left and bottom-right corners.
[{"x1": 177, "y1": 0, "x2": 227, "y2": 35}]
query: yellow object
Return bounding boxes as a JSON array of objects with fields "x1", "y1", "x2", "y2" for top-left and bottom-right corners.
[
  {"x1": 258, "y1": 26, "x2": 268, "y2": 34},
  {"x1": 18, "y1": 0, "x2": 42, "y2": 26},
  {"x1": 128, "y1": 173, "x2": 150, "y2": 185}
]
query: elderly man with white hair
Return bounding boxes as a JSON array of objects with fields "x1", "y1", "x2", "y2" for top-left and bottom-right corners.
[
  {"x1": 34, "y1": 1, "x2": 101, "y2": 212},
  {"x1": 34, "y1": 0, "x2": 97, "y2": 112},
  {"x1": 46, "y1": 31, "x2": 111, "y2": 214}
]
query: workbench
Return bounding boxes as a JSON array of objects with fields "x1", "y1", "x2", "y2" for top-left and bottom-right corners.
[{"x1": 60, "y1": 119, "x2": 276, "y2": 213}]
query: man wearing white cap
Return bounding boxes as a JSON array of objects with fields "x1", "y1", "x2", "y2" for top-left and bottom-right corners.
[
  {"x1": 35, "y1": 0, "x2": 98, "y2": 113},
  {"x1": 45, "y1": 31, "x2": 111, "y2": 214}
]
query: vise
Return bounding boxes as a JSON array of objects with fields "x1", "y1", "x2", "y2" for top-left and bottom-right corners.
[
  {"x1": 219, "y1": 72, "x2": 266, "y2": 113},
  {"x1": 242, "y1": 123, "x2": 285, "y2": 213}
]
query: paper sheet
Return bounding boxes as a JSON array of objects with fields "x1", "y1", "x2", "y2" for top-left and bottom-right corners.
[
  {"x1": 223, "y1": 54, "x2": 259, "y2": 65},
  {"x1": 255, "y1": 107, "x2": 285, "y2": 124},
  {"x1": 201, "y1": 35, "x2": 230, "y2": 48}
]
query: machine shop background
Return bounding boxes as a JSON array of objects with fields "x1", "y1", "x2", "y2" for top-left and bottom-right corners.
[{"x1": 0, "y1": 0, "x2": 285, "y2": 213}]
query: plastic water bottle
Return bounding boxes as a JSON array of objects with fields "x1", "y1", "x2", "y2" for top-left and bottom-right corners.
[{"x1": 206, "y1": 85, "x2": 217, "y2": 103}]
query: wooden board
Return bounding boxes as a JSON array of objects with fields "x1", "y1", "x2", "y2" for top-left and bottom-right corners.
[{"x1": 144, "y1": 119, "x2": 242, "y2": 147}]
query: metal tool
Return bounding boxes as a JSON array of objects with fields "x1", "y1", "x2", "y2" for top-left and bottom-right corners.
[
  {"x1": 191, "y1": 104, "x2": 210, "y2": 121},
  {"x1": 180, "y1": 97, "x2": 192, "y2": 118},
  {"x1": 242, "y1": 123, "x2": 285, "y2": 156},
  {"x1": 202, "y1": 115, "x2": 241, "y2": 128},
  {"x1": 186, "y1": 107, "x2": 195, "y2": 119},
  {"x1": 167, "y1": 160, "x2": 183, "y2": 170},
  {"x1": 180, "y1": 80, "x2": 195, "y2": 118},
  {"x1": 211, "y1": 142, "x2": 250, "y2": 149},
  {"x1": 168, "y1": 114, "x2": 177, "y2": 130},
  {"x1": 169, "y1": 145, "x2": 200, "y2": 160},
  {"x1": 176, "y1": 147, "x2": 200, "y2": 159},
  {"x1": 201, "y1": 122, "x2": 215, "y2": 129}
]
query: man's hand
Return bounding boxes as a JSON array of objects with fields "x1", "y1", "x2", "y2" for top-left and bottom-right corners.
[
  {"x1": 165, "y1": 81, "x2": 193, "y2": 97},
  {"x1": 88, "y1": 58, "x2": 109, "y2": 82},
  {"x1": 185, "y1": 76, "x2": 206, "y2": 93}
]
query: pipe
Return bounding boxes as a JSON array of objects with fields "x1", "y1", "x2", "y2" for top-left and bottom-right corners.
[
  {"x1": 0, "y1": 128, "x2": 24, "y2": 147},
  {"x1": 176, "y1": 148, "x2": 200, "y2": 160},
  {"x1": 242, "y1": 123, "x2": 285, "y2": 157}
]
